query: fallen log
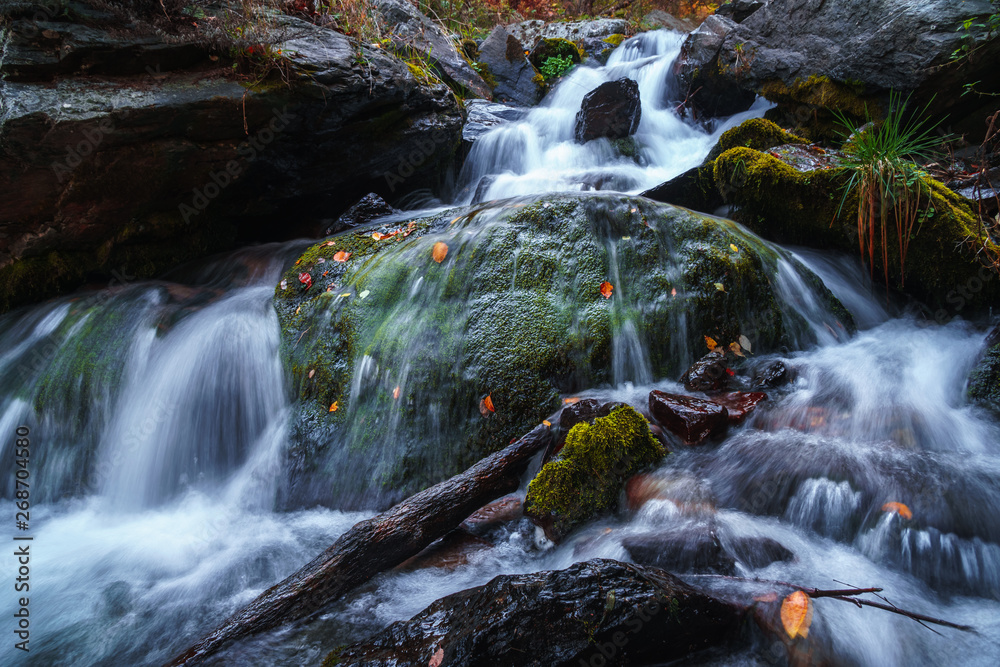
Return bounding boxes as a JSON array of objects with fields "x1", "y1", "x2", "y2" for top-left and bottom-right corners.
[{"x1": 168, "y1": 423, "x2": 553, "y2": 665}]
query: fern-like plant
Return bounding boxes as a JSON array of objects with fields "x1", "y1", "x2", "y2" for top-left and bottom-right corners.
[{"x1": 834, "y1": 92, "x2": 946, "y2": 287}]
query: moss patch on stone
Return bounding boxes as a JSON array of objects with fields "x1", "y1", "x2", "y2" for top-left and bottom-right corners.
[
  {"x1": 712, "y1": 146, "x2": 1000, "y2": 312},
  {"x1": 524, "y1": 405, "x2": 664, "y2": 541},
  {"x1": 529, "y1": 37, "x2": 583, "y2": 71},
  {"x1": 706, "y1": 118, "x2": 809, "y2": 162},
  {"x1": 602, "y1": 34, "x2": 627, "y2": 47}
]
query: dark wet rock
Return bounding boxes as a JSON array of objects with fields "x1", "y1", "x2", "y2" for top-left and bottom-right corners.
[
  {"x1": 715, "y1": 0, "x2": 765, "y2": 23},
  {"x1": 681, "y1": 350, "x2": 731, "y2": 392},
  {"x1": 547, "y1": 399, "x2": 628, "y2": 460},
  {"x1": 727, "y1": 535, "x2": 794, "y2": 569},
  {"x1": 642, "y1": 10, "x2": 697, "y2": 32},
  {"x1": 0, "y1": 14, "x2": 462, "y2": 313},
  {"x1": 641, "y1": 164, "x2": 722, "y2": 212},
  {"x1": 477, "y1": 26, "x2": 542, "y2": 107},
  {"x1": 649, "y1": 391, "x2": 729, "y2": 446},
  {"x1": 968, "y1": 323, "x2": 1000, "y2": 412},
  {"x1": 673, "y1": 14, "x2": 755, "y2": 117},
  {"x1": 462, "y1": 99, "x2": 527, "y2": 144},
  {"x1": 275, "y1": 193, "x2": 843, "y2": 507},
  {"x1": 374, "y1": 0, "x2": 490, "y2": 99},
  {"x1": 525, "y1": 406, "x2": 665, "y2": 541},
  {"x1": 711, "y1": 391, "x2": 768, "y2": 424},
  {"x1": 574, "y1": 78, "x2": 642, "y2": 143},
  {"x1": 329, "y1": 558, "x2": 745, "y2": 667},
  {"x1": 324, "y1": 194, "x2": 396, "y2": 236},
  {"x1": 461, "y1": 495, "x2": 523, "y2": 535},
  {"x1": 751, "y1": 360, "x2": 793, "y2": 389},
  {"x1": 623, "y1": 527, "x2": 736, "y2": 575},
  {"x1": 507, "y1": 18, "x2": 630, "y2": 53},
  {"x1": 678, "y1": 0, "x2": 1000, "y2": 133}
]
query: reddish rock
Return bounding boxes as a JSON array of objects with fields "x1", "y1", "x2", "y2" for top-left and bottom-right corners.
[
  {"x1": 649, "y1": 390, "x2": 728, "y2": 445},
  {"x1": 711, "y1": 391, "x2": 768, "y2": 424},
  {"x1": 462, "y1": 495, "x2": 523, "y2": 531},
  {"x1": 396, "y1": 529, "x2": 493, "y2": 572},
  {"x1": 681, "y1": 350, "x2": 730, "y2": 392}
]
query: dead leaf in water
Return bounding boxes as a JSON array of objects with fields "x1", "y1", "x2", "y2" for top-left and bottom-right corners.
[
  {"x1": 393, "y1": 386, "x2": 401, "y2": 400},
  {"x1": 882, "y1": 502, "x2": 912, "y2": 520},
  {"x1": 600, "y1": 281, "x2": 613, "y2": 299},
  {"x1": 704, "y1": 335, "x2": 718, "y2": 351},
  {"x1": 333, "y1": 251, "x2": 351, "y2": 262},
  {"x1": 780, "y1": 590, "x2": 813, "y2": 639},
  {"x1": 329, "y1": 401, "x2": 339, "y2": 412},
  {"x1": 432, "y1": 242, "x2": 448, "y2": 263}
]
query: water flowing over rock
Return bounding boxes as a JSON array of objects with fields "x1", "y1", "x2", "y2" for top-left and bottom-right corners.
[
  {"x1": 273, "y1": 193, "x2": 846, "y2": 508},
  {"x1": 461, "y1": 99, "x2": 526, "y2": 145},
  {"x1": 0, "y1": 12, "x2": 462, "y2": 313},
  {"x1": 574, "y1": 77, "x2": 642, "y2": 143},
  {"x1": 328, "y1": 559, "x2": 745, "y2": 666}
]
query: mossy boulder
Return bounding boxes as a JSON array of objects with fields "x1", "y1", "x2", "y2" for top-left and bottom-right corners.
[
  {"x1": 643, "y1": 118, "x2": 807, "y2": 212},
  {"x1": 759, "y1": 75, "x2": 880, "y2": 141},
  {"x1": 524, "y1": 405, "x2": 664, "y2": 541},
  {"x1": 529, "y1": 37, "x2": 584, "y2": 71},
  {"x1": 713, "y1": 146, "x2": 1000, "y2": 314},
  {"x1": 274, "y1": 192, "x2": 849, "y2": 509},
  {"x1": 968, "y1": 326, "x2": 1000, "y2": 412}
]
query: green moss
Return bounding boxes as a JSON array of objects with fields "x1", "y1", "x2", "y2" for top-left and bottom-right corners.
[
  {"x1": 471, "y1": 60, "x2": 497, "y2": 89},
  {"x1": 529, "y1": 37, "x2": 583, "y2": 71},
  {"x1": 532, "y1": 70, "x2": 549, "y2": 97},
  {"x1": 602, "y1": 33, "x2": 627, "y2": 47},
  {"x1": 760, "y1": 75, "x2": 881, "y2": 140},
  {"x1": 968, "y1": 344, "x2": 1000, "y2": 411},
  {"x1": 706, "y1": 118, "x2": 808, "y2": 162},
  {"x1": 524, "y1": 405, "x2": 665, "y2": 541},
  {"x1": 713, "y1": 146, "x2": 1000, "y2": 312}
]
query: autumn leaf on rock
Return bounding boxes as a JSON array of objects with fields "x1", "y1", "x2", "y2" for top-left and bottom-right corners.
[
  {"x1": 780, "y1": 591, "x2": 813, "y2": 639},
  {"x1": 432, "y1": 242, "x2": 448, "y2": 263},
  {"x1": 479, "y1": 393, "x2": 495, "y2": 416},
  {"x1": 730, "y1": 244, "x2": 739, "y2": 253},
  {"x1": 372, "y1": 232, "x2": 387, "y2": 240},
  {"x1": 333, "y1": 251, "x2": 351, "y2": 262},
  {"x1": 715, "y1": 282, "x2": 726, "y2": 292},
  {"x1": 600, "y1": 281, "x2": 613, "y2": 299},
  {"x1": 729, "y1": 342, "x2": 745, "y2": 357},
  {"x1": 298, "y1": 272, "x2": 313, "y2": 290},
  {"x1": 882, "y1": 502, "x2": 913, "y2": 520},
  {"x1": 429, "y1": 647, "x2": 444, "y2": 667},
  {"x1": 563, "y1": 397, "x2": 581, "y2": 405},
  {"x1": 705, "y1": 335, "x2": 718, "y2": 351},
  {"x1": 329, "y1": 401, "x2": 339, "y2": 412}
]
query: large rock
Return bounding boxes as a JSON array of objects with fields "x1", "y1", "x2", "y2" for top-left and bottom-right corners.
[
  {"x1": 968, "y1": 323, "x2": 1000, "y2": 412},
  {"x1": 524, "y1": 406, "x2": 665, "y2": 542},
  {"x1": 273, "y1": 193, "x2": 848, "y2": 508},
  {"x1": 461, "y1": 98, "x2": 526, "y2": 144},
  {"x1": 327, "y1": 559, "x2": 745, "y2": 666},
  {"x1": 673, "y1": 14, "x2": 756, "y2": 117},
  {"x1": 649, "y1": 391, "x2": 729, "y2": 446},
  {"x1": 642, "y1": 10, "x2": 697, "y2": 33},
  {"x1": 373, "y1": 0, "x2": 490, "y2": 99},
  {"x1": 677, "y1": 0, "x2": 1000, "y2": 132},
  {"x1": 0, "y1": 13, "x2": 462, "y2": 313},
  {"x1": 712, "y1": 144, "x2": 1000, "y2": 314},
  {"x1": 508, "y1": 18, "x2": 630, "y2": 52},
  {"x1": 574, "y1": 78, "x2": 642, "y2": 143},
  {"x1": 475, "y1": 26, "x2": 542, "y2": 107}
]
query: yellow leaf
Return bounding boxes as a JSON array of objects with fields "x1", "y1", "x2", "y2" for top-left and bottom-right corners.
[
  {"x1": 780, "y1": 590, "x2": 813, "y2": 639},
  {"x1": 329, "y1": 401, "x2": 339, "y2": 412},
  {"x1": 715, "y1": 282, "x2": 725, "y2": 292},
  {"x1": 882, "y1": 502, "x2": 913, "y2": 520},
  {"x1": 600, "y1": 281, "x2": 613, "y2": 299},
  {"x1": 432, "y1": 241, "x2": 448, "y2": 263},
  {"x1": 730, "y1": 244, "x2": 739, "y2": 252},
  {"x1": 450, "y1": 216, "x2": 461, "y2": 225},
  {"x1": 704, "y1": 335, "x2": 718, "y2": 351},
  {"x1": 339, "y1": 293, "x2": 351, "y2": 298},
  {"x1": 372, "y1": 232, "x2": 386, "y2": 240},
  {"x1": 542, "y1": 419, "x2": 552, "y2": 427},
  {"x1": 359, "y1": 290, "x2": 370, "y2": 299},
  {"x1": 729, "y1": 341, "x2": 745, "y2": 357}
]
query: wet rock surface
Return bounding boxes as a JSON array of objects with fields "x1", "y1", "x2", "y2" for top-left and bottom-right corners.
[
  {"x1": 681, "y1": 350, "x2": 731, "y2": 392},
  {"x1": 324, "y1": 194, "x2": 397, "y2": 236},
  {"x1": 649, "y1": 390, "x2": 729, "y2": 446},
  {"x1": 712, "y1": 391, "x2": 768, "y2": 424},
  {"x1": 574, "y1": 78, "x2": 642, "y2": 143},
  {"x1": 329, "y1": 558, "x2": 745, "y2": 667},
  {"x1": 476, "y1": 26, "x2": 541, "y2": 107}
]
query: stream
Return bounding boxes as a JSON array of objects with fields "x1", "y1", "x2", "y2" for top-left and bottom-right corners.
[{"x1": 1, "y1": 28, "x2": 999, "y2": 667}]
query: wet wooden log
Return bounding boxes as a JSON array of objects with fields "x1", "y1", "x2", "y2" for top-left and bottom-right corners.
[{"x1": 168, "y1": 424, "x2": 553, "y2": 665}]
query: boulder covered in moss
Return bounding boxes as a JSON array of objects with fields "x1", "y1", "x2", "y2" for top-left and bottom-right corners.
[
  {"x1": 528, "y1": 37, "x2": 583, "y2": 72},
  {"x1": 524, "y1": 406, "x2": 664, "y2": 541},
  {"x1": 712, "y1": 145, "x2": 1000, "y2": 314},
  {"x1": 273, "y1": 192, "x2": 849, "y2": 509},
  {"x1": 968, "y1": 324, "x2": 1000, "y2": 412},
  {"x1": 642, "y1": 118, "x2": 807, "y2": 212}
]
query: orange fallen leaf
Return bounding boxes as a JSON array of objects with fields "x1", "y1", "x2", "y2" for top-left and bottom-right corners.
[
  {"x1": 372, "y1": 232, "x2": 387, "y2": 240},
  {"x1": 479, "y1": 393, "x2": 495, "y2": 416},
  {"x1": 600, "y1": 281, "x2": 613, "y2": 299},
  {"x1": 563, "y1": 397, "x2": 581, "y2": 405},
  {"x1": 333, "y1": 251, "x2": 351, "y2": 262},
  {"x1": 882, "y1": 502, "x2": 913, "y2": 520},
  {"x1": 329, "y1": 401, "x2": 339, "y2": 412},
  {"x1": 393, "y1": 385, "x2": 401, "y2": 400},
  {"x1": 542, "y1": 420, "x2": 552, "y2": 427},
  {"x1": 671, "y1": 287, "x2": 677, "y2": 297},
  {"x1": 729, "y1": 341, "x2": 745, "y2": 357},
  {"x1": 432, "y1": 241, "x2": 448, "y2": 263},
  {"x1": 705, "y1": 335, "x2": 718, "y2": 351},
  {"x1": 780, "y1": 590, "x2": 813, "y2": 639}
]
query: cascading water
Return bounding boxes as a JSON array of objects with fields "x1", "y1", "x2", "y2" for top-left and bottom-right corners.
[
  {"x1": 456, "y1": 30, "x2": 770, "y2": 203},
  {"x1": 1, "y1": 28, "x2": 999, "y2": 667}
]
